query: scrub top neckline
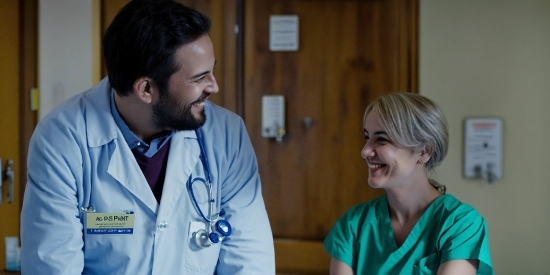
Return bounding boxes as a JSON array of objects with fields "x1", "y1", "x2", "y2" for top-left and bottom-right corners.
[{"x1": 382, "y1": 194, "x2": 448, "y2": 255}]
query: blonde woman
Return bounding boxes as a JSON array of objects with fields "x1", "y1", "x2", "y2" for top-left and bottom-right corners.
[{"x1": 324, "y1": 93, "x2": 493, "y2": 275}]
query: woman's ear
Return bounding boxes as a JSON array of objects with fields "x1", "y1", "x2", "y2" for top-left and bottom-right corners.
[
  {"x1": 418, "y1": 146, "x2": 433, "y2": 164},
  {"x1": 132, "y1": 77, "x2": 154, "y2": 104}
]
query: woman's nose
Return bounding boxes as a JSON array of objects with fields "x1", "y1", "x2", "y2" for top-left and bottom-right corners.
[{"x1": 361, "y1": 142, "x2": 375, "y2": 159}]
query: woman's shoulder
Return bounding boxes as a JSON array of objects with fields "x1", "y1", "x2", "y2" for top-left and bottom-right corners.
[
  {"x1": 343, "y1": 194, "x2": 388, "y2": 221},
  {"x1": 430, "y1": 194, "x2": 487, "y2": 231},
  {"x1": 431, "y1": 195, "x2": 493, "y2": 273},
  {"x1": 434, "y1": 194, "x2": 481, "y2": 216}
]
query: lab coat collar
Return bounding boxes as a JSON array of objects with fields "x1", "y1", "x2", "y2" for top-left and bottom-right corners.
[
  {"x1": 84, "y1": 77, "x2": 119, "y2": 148},
  {"x1": 84, "y1": 78, "x2": 159, "y2": 213}
]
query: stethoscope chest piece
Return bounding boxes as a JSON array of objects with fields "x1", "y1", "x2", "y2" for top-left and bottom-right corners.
[
  {"x1": 190, "y1": 129, "x2": 233, "y2": 249},
  {"x1": 193, "y1": 221, "x2": 232, "y2": 248},
  {"x1": 215, "y1": 219, "x2": 232, "y2": 237}
]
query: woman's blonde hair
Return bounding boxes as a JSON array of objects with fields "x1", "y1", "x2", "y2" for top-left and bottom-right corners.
[{"x1": 364, "y1": 92, "x2": 449, "y2": 193}]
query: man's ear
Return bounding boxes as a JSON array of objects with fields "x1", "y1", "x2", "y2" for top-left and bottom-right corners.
[{"x1": 133, "y1": 77, "x2": 154, "y2": 104}]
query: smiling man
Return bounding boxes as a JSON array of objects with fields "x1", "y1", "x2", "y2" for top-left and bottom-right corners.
[{"x1": 20, "y1": 1, "x2": 275, "y2": 274}]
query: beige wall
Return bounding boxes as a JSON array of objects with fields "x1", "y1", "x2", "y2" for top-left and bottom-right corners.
[{"x1": 420, "y1": 1, "x2": 550, "y2": 274}]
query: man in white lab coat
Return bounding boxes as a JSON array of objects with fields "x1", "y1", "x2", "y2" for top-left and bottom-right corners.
[{"x1": 20, "y1": 0, "x2": 275, "y2": 274}]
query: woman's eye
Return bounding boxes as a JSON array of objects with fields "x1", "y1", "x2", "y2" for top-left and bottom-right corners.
[{"x1": 377, "y1": 137, "x2": 388, "y2": 144}]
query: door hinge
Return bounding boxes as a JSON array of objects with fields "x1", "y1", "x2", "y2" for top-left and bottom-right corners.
[{"x1": 1, "y1": 158, "x2": 14, "y2": 205}]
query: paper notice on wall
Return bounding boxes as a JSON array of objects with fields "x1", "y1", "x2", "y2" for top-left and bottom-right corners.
[
  {"x1": 269, "y1": 15, "x2": 299, "y2": 51},
  {"x1": 464, "y1": 117, "x2": 503, "y2": 181}
]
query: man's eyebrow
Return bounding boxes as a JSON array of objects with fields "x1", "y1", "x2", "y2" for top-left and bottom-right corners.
[{"x1": 189, "y1": 71, "x2": 210, "y2": 80}]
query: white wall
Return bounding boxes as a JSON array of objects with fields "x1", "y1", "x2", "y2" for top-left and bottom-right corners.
[
  {"x1": 39, "y1": 0, "x2": 97, "y2": 119},
  {"x1": 420, "y1": 1, "x2": 550, "y2": 274}
]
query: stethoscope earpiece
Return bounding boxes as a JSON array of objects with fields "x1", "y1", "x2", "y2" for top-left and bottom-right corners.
[{"x1": 194, "y1": 229, "x2": 212, "y2": 247}]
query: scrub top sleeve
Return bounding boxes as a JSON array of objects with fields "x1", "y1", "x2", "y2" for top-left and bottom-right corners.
[
  {"x1": 324, "y1": 210, "x2": 356, "y2": 269},
  {"x1": 215, "y1": 117, "x2": 275, "y2": 274},
  {"x1": 439, "y1": 211, "x2": 494, "y2": 274},
  {"x1": 20, "y1": 121, "x2": 85, "y2": 274}
]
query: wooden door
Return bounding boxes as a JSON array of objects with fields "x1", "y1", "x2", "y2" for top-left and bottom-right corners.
[
  {"x1": 243, "y1": 0, "x2": 418, "y2": 273},
  {"x1": 0, "y1": 0, "x2": 20, "y2": 269},
  {"x1": 0, "y1": 0, "x2": 37, "y2": 271}
]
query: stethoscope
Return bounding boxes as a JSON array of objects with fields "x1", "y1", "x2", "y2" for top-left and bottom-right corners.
[{"x1": 188, "y1": 129, "x2": 232, "y2": 248}]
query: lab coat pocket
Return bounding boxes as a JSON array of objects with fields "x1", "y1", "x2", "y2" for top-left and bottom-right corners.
[
  {"x1": 185, "y1": 222, "x2": 221, "y2": 273},
  {"x1": 413, "y1": 253, "x2": 439, "y2": 275}
]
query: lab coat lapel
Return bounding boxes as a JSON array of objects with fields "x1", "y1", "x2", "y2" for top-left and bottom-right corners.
[
  {"x1": 108, "y1": 141, "x2": 159, "y2": 214},
  {"x1": 157, "y1": 131, "x2": 200, "y2": 220},
  {"x1": 84, "y1": 78, "x2": 160, "y2": 214},
  {"x1": 84, "y1": 77, "x2": 158, "y2": 214}
]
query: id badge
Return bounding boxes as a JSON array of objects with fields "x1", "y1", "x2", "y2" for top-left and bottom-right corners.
[{"x1": 85, "y1": 212, "x2": 135, "y2": 234}]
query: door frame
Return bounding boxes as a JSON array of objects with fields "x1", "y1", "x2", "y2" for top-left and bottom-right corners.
[{"x1": 18, "y1": 0, "x2": 38, "y2": 208}]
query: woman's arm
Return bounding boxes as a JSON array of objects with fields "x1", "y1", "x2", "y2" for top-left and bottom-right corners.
[
  {"x1": 437, "y1": 259, "x2": 478, "y2": 275},
  {"x1": 330, "y1": 258, "x2": 354, "y2": 275}
]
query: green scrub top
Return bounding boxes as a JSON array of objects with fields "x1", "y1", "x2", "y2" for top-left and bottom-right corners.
[{"x1": 324, "y1": 194, "x2": 493, "y2": 275}]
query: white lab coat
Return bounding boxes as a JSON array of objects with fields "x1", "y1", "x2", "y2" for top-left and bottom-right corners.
[{"x1": 20, "y1": 78, "x2": 275, "y2": 274}]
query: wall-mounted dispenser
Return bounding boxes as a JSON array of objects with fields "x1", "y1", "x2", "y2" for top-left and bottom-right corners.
[
  {"x1": 463, "y1": 117, "x2": 503, "y2": 183},
  {"x1": 261, "y1": 95, "x2": 286, "y2": 143}
]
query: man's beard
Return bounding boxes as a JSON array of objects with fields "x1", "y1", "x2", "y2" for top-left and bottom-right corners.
[{"x1": 152, "y1": 90, "x2": 207, "y2": 131}]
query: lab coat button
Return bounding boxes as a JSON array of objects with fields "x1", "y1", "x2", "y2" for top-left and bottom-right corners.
[{"x1": 158, "y1": 221, "x2": 168, "y2": 231}]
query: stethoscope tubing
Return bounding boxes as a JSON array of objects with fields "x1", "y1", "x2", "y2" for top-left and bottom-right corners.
[
  {"x1": 188, "y1": 129, "x2": 215, "y2": 224},
  {"x1": 188, "y1": 128, "x2": 232, "y2": 247},
  {"x1": 195, "y1": 129, "x2": 211, "y2": 183}
]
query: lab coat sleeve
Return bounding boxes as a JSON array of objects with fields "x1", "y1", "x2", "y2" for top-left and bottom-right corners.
[
  {"x1": 20, "y1": 111, "x2": 86, "y2": 275},
  {"x1": 214, "y1": 115, "x2": 276, "y2": 274}
]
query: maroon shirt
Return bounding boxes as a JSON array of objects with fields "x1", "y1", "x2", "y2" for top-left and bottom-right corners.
[{"x1": 131, "y1": 139, "x2": 171, "y2": 203}]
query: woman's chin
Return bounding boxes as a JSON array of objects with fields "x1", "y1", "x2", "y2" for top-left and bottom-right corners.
[{"x1": 367, "y1": 179, "x2": 384, "y2": 189}]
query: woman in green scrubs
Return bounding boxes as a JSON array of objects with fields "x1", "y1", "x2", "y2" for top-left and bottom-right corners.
[{"x1": 324, "y1": 93, "x2": 493, "y2": 275}]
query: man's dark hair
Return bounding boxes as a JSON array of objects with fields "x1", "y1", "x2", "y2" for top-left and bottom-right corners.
[{"x1": 103, "y1": 0, "x2": 211, "y2": 96}]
